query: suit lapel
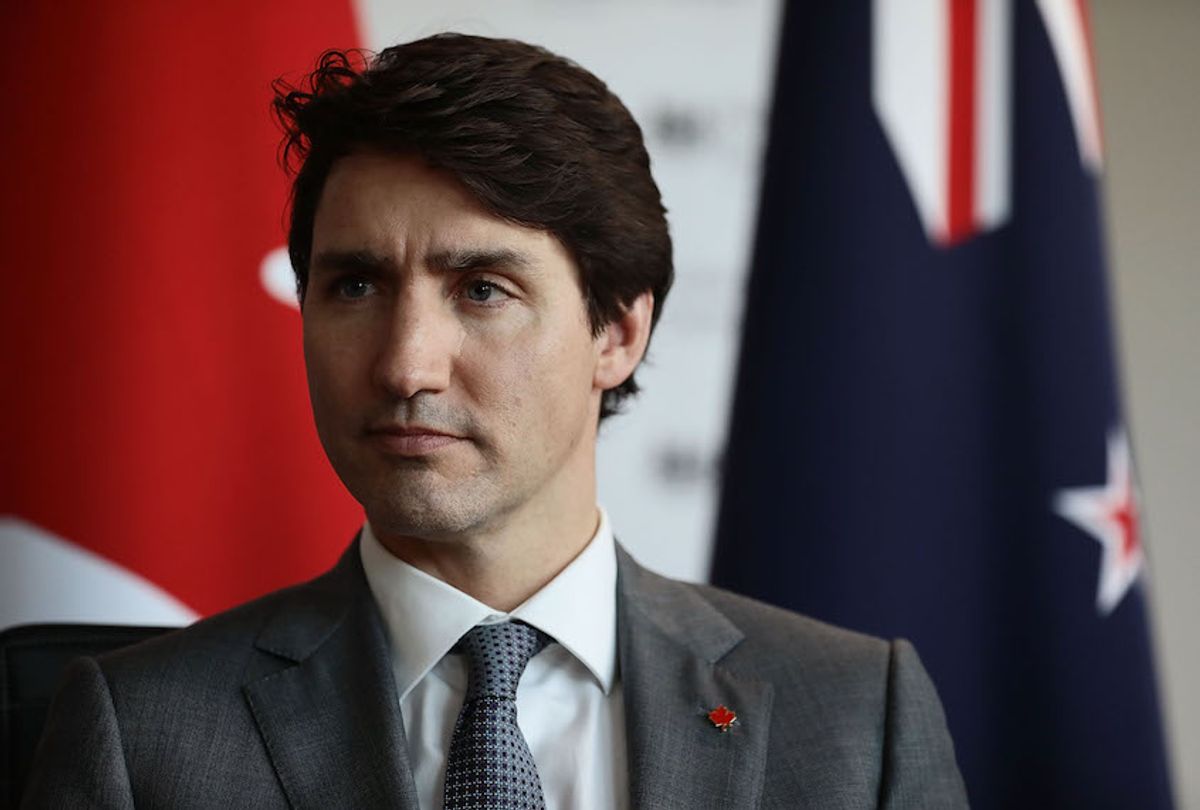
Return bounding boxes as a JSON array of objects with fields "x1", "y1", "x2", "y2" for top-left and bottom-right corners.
[
  {"x1": 244, "y1": 541, "x2": 420, "y2": 810},
  {"x1": 617, "y1": 547, "x2": 774, "y2": 810}
]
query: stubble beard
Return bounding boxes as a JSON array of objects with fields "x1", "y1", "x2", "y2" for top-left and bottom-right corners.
[
  {"x1": 361, "y1": 459, "x2": 511, "y2": 543},
  {"x1": 338, "y1": 395, "x2": 511, "y2": 542}
]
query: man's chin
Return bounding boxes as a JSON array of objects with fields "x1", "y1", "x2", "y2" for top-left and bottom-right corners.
[{"x1": 363, "y1": 492, "x2": 493, "y2": 542}]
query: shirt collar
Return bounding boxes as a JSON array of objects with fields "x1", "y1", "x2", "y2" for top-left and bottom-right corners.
[{"x1": 359, "y1": 509, "x2": 618, "y2": 701}]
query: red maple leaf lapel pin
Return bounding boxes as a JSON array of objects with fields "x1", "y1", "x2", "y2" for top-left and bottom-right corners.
[{"x1": 707, "y1": 704, "x2": 737, "y2": 732}]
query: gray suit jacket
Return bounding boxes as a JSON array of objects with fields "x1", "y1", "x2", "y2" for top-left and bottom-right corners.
[{"x1": 23, "y1": 541, "x2": 968, "y2": 809}]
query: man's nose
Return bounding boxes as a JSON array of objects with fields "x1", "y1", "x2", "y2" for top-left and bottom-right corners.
[{"x1": 372, "y1": 294, "x2": 457, "y2": 400}]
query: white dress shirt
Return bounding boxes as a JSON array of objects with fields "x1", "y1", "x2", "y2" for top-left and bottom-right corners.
[{"x1": 359, "y1": 510, "x2": 628, "y2": 810}]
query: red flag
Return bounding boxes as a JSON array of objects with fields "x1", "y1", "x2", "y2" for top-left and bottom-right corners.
[{"x1": 1, "y1": 2, "x2": 363, "y2": 623}]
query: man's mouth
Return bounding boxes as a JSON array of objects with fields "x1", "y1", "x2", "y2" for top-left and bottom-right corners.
[{"x1": 364, "y1": 424, "x2": 465, "y2": 457}]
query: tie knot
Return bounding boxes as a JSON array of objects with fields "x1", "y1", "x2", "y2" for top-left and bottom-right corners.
[{"x1": 458, "y1": 621, "x2": 550, "y2": 701}]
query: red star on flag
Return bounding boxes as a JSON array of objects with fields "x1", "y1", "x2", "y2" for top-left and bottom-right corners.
[{"x1": 1053, "y1": 428, "x2": 1144, "y2": 615}]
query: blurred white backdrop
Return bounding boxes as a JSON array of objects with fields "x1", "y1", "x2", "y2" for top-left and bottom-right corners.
[{"x1": 1093, "y1": 2, "x2": 1200, "y2": 805}]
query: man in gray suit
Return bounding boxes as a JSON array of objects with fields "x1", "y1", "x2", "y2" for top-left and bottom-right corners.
[{"x1": 25, "y1": 34, "x2": 968, "y2": 809}]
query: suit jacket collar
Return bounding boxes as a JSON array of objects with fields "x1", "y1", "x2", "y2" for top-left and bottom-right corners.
[
  {"x1": 244, "y1": 537, "x2": 421, "y2": 810},
  {"x1": 617, "y1": 545, "x2": 774, "y2": 810},
  {"x1": 239, "y1": 539, "x2": 772, "y2": 810}
]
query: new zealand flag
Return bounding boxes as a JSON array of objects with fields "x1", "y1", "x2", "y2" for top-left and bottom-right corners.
[{"x1": 712, "y1": 1, "x2": 1175, "y2": 806}]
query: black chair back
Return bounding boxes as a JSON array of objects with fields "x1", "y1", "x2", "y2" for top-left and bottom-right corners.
[{"x1": 1, "y1": 623, "x2": 174, "y2": 809}]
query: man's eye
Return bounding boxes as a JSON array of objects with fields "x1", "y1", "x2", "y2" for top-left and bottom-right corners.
[
  {"x1": 336, "y1": 278, "x2": 374, "y2": 299},
  {"x1": 464, "y1": 279, "x2": 507, "y2": 303}
]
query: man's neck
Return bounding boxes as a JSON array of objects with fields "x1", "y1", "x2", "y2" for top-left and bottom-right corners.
[{"x1": 373, "y1": 492, "x2": 601, "y2": 612}]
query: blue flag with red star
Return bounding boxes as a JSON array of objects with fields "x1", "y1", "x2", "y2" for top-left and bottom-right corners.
[{"x1": 712, "y1": 1, "x2": 1175, "y2": 806}]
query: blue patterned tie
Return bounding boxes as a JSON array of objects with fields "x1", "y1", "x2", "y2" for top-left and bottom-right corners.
[{"x1": 443, "y1": 621, "x2": 551, "y2": 810}]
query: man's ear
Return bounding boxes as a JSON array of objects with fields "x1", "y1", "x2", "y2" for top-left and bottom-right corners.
[{"x1": 594, "y1": 291, "x2": 654, "y2": 392}]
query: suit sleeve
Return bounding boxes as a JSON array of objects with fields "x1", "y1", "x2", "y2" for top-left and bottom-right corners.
[
  {"x1": 878, "y1": 639, "x2": 970, "y2": 810},
  {"x1": 21, "y1": 656, "x2": 135, "y2": 810}
]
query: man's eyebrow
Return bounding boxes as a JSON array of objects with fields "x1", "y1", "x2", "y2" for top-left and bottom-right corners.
[
  {"x1": 309, "y1": 247, "x2": 537, "y2": 275},
  {"x1": 425, "y1": 247, "x2": 537, "y2": 274},
  {"x1": 309, "y1": 249, "x2": 395, "y2": 275}
]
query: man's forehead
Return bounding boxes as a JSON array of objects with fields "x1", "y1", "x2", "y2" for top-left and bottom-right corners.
[
  {"x1": 317, "y1": 152, "x2": 491, "y2": 228},
  {"x1": 312, "y1": 153, "x2": 565, "y2": 268}
]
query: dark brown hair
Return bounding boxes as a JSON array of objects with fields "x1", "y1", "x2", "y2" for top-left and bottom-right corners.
[{"x1": 272, "y1": 33, "x2": 673, "y2": 419}]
